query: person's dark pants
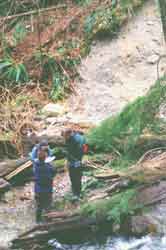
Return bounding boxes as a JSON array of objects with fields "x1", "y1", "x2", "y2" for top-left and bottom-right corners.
[
  {"x1": 69, "y1": 167, "x2": 82, "y2": 197},
  {"x1": 35, "y1": 192, "x2": 52, "y2": 222}
]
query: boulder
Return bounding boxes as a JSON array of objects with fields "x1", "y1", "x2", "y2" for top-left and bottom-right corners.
[
  {"x1": 42, "y1": 103, "x2": 67, "y2": 117},
  {"x1": 131, "y1": 215, "x2": 157, "y2": 235}
]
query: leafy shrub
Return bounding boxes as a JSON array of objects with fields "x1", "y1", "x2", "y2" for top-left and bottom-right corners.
[
  {"x1": 81, "y1": 188, "x2": 141, "y2": 224},
  {"x1": 39, "y1": 54, "x2": 68, "y2": 101},
  {"x1": 84, "y1": 8, "x2": 121, "y2": 38},
  {"x1": 38, "y1": 42, "x2": 81, "y2": 100},
  {"x1": 73, "y1": 0, "x2": 92, "y2": 5},
  {"x1": 82, "y1": 177, "x2": 104, "y2": 192},
  {"x1": 0, "y1": 57, "x2": 29, "y2": 84},
  {"x1": 84, "y1": 0, "x2": 146, "y2": 39}
]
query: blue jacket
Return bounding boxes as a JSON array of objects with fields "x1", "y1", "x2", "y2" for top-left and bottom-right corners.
[
  {"x1": 33, "y1": 160, "x2": 54, "y2": 193},
  {"x1": 30, "y1": 144, "x2": 53, "y2": 162}
]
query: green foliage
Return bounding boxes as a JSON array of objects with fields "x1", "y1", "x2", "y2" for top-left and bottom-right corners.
[
  {"x1": 39, "y1": 54, "x2": 68, "y2": 101},
  {"x1": 82, "y1": 177, "x2": 104, "y2": 192},
  {"x1": 0, "y1": 57, "x2": 29, "y2": 84},
  {"x1": 81, "y1": 188, "x2": 141, "y2": 224},
  {"x1": 0, "y1": 0, "x2": 60, "y2": 17},
  {"x1": 84, "y1": 12, "x2": 97, "y2": 34},
  {"x1": 12, "y1": 23, "x2": 27, "y2": 45},
  {"x1": 109, "y1": 155, "x2": 135, "y2": 171},
  {"x1": 37, "y1": 41, "x2": 81, "y2": 100},
  {"x1": 148, "y1": 119, "x2": 166, "y2": 135},
  {"x1": 84, "y1": 0, "x2": 146, "y2": 39},
  {"x1": 84, "y1": 8, "x2": 121, "y2": 38},
  {"x1": 73, "y1": 0, "x2": 92, "y2": 5},
  {"x1": 88, "y1": 79, "x2": 166, "y2": 157}
]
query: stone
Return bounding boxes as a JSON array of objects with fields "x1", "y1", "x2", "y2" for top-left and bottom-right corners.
[
  {"x1": 147, "y1": 55, "x2": 159, "y2": 64},
  {"x1": 45, "y1": 117, "x2": 58, "y2": 125},
  {"x1": 131, "y1": 215, "x2": 157, "y2": 235},
  {"x1": 147, "y1": 21, "x2": 154, "y2": 26},
  {"x1": 42, "y1": 103, "x2": 67, "y2": 117}
]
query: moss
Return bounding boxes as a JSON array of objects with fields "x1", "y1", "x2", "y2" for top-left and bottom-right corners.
[{"x1": 52, "y1": 158, "x2": 66, "y2": 173}]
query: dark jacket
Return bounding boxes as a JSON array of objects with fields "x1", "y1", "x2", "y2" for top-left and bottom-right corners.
[
  {"x1": 33, "y1": 160, "x2": 54, "y2": 193},
  {"x1": 66, "y1": 132, "x2": 85, "y2": 163}
]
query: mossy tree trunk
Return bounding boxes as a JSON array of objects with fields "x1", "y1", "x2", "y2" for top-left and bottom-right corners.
[{"x1": 158, "y1": 0, "x2": 166, "y2": 44}]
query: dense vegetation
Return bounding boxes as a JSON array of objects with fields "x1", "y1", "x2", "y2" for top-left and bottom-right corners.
[{"x1": 0, "y1": 0, "x2": 147, "y2": 100}]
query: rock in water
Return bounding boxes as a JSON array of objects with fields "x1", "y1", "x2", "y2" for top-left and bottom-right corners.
[{"x1": 48, "y1": 239, "x2": 66, "y2": 250}]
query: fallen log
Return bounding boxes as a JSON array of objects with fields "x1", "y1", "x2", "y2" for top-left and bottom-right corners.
[
  {"x1": 0, "y1": 158, "x2": 30, "y2": 178},
  {"x1": 94, "y1": 171, "x2": 121, "y2": 180},
  {"x1": 0, "y1": 178, "x2": 10, "y2": 193},
  {"x1": 136, "y1": 180, "x2": 166, "y2": 206},
  {"x1": 136, "y1": 134, "x2": 166, "y2": 152},
  {"x1": 0, "y1": 157, "x2": 66, "y2": 186},
  {"x1": 12, "y1": 212, "x2": 100, "y2": 249},
  {"x1": 4, "y1": 160, "x2": 32, "y2": 181}
]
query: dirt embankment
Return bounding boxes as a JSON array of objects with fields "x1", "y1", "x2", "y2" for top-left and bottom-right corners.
[{"x1": 67, "y1": 0, "x2": 165, "y2": 124}]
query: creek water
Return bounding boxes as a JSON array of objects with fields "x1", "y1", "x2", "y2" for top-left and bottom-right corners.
[{"x1": 47, "y1": 235, "x2": 166, "y2": 250}]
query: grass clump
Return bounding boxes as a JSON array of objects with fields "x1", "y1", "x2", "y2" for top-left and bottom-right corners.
[
  {"x1": 0, "y1": 57, "x2": 29, "y2": 85},
  {"x1": 88, "y1": 79, "x2": 166, "y2": 163}
]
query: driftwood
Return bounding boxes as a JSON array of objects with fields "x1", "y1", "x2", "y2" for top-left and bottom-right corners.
[
  {"x1": 136, "y1": 134, "x2": 166, "y2": 151},
  {"x1": 94, "y1": 172, "x2": 121, "y2": 179},
  {"x1": 5, "y1": 160, "x2": 32, "y2": 180},
  {"x1": 94, "y1": 151, "x2": 166, "y2": 183},
  {"x1": 0, "y1": 158, "x2": 30, "y2": 178},
  {"x1": 0, "y1": 158, "x2": 32, "y2": 193},
  {"x1": 136, "y1": 181, "x2": 166, "y2": 206}
]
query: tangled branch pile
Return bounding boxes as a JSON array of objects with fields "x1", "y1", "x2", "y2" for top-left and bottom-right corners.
[{"x1": 0, "y1": 85, "x2": 41, "y2": 155}]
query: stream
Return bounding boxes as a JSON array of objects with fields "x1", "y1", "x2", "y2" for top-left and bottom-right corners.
[{"x1": 43, "y1": 235, "x2": 166, "y2": 250}]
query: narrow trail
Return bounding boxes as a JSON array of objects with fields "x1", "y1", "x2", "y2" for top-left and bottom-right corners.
[{"x1": 67, "y1": 0, "x2": 165, "y2": 124}]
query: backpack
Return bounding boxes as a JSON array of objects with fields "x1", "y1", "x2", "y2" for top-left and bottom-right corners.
[{"x1": 74, "y1": 131, "x2": 89, "y2": 154}]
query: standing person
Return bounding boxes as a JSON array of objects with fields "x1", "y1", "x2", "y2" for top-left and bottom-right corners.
[
  {"x1": 33, "y1": 148, "x2": 54, "y2": 223},
  {"x1": 62, "y1": 129, "x2": 86, "y2": 200}
]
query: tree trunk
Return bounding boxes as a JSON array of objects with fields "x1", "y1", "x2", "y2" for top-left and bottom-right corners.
[{"x1": 158, "y1": 0, "x2": 166, "y2": 43}]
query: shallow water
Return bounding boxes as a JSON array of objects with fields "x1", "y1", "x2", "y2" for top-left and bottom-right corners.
[{"x1": 48, "y1": 235, "x2": 166, "y2": 250}]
